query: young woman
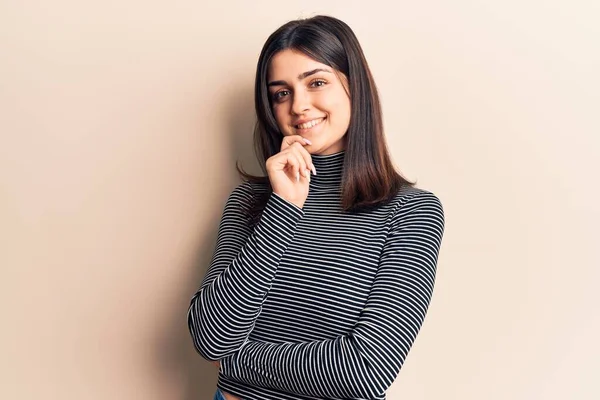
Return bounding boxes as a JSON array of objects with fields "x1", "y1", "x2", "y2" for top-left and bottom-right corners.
[{"x1": 188, "y1": 15, "x2": 445, "y2": 400}]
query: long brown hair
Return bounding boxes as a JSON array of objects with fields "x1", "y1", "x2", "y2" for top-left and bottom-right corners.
[{"x1": 237, "y1": 15, "x2": 415, "y2": 223}]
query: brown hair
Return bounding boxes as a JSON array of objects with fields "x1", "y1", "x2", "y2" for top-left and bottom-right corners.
[{"x1": 237, "y1": 15, "x2": 415, "y2": 224}]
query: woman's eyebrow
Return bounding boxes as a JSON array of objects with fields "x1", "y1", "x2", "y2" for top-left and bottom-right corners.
[{"x1": 268, "y1": 68, "x2": 332, "y2": 87}]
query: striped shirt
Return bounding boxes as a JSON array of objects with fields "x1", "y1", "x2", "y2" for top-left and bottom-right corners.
[{"x1": 188, "y1": 150, "x2": 445, "y2": 400}]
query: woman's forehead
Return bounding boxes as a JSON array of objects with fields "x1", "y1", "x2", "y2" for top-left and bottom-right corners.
[{"x1": 268, "y1": 49, "x2": 331, "y2": 80}]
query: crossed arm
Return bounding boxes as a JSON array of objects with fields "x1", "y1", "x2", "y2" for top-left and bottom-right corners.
[
  {"x1": 188, "y1": 183, "x2": 305, "y2": 360},
  {"x1": 189, "y1": 186, "x2": 444, "y2": 399}
]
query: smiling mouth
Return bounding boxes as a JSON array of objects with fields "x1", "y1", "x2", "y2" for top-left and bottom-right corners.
[{"x1": 295, "y1": 117, "x2": 326, "y2": 130}]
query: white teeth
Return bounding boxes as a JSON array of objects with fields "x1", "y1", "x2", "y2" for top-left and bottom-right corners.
[{"x1": 297, "y1": 118, "x2": 324, "y2": 130}]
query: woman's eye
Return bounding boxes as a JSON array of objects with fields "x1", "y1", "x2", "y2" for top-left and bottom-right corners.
[
  {"x1": 273, "y1": 90, "x2": 289, "y2": 101},
  {"x1": 310, "y1": 79, "x2": 327, "y2": 87}
]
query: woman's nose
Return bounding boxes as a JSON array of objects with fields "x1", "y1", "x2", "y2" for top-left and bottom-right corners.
[{"x1": 291, "y1": 89, "x2": 310, "y2": 115}]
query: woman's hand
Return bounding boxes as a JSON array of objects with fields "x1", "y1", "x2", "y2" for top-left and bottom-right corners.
[
  {"x1": 266, "y1": 135, "x2": 316, "y2": 209},
  {"x1": 222, "y1": 392, "x2": 241, "y2": 400}
]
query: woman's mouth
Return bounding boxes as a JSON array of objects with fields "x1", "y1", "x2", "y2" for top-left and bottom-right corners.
[{"x1": 295, "y1": 117, "x2": 326, "y2": 132}]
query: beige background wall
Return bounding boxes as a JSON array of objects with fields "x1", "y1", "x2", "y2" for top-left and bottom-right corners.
[{"x1": 1, "y1": 1, "x2": 598, "y2": 399}]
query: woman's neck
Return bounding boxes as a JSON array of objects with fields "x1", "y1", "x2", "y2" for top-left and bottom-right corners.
[{"x1": 309, "y1": 150, "x2": 345, "y2": 187}]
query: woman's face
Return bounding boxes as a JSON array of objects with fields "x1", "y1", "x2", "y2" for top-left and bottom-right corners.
[{"x1": 267, "y1": 49, "x2": 351, "y2": 155}]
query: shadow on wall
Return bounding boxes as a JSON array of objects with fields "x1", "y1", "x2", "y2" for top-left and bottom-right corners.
[{"x1": 153, "y1": 81, "x2": 258, "y2": 400}]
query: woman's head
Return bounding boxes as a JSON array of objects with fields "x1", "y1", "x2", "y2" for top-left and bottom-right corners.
[
  {"x1": 240, "y1": 15, "x2": 414, "y2": 215},
  {"x1": 254, "y1": 15, "x2": 384, "y2": 158},
  {"x1": 267, "y1": 49, "x2": 351, "y2": 155}
]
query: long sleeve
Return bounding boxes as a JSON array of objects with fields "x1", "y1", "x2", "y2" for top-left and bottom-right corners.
[
  {"x1": 187, "y1": 183, "x2": 304, "y2": 360},
  {"x1": 220, "y1": 191, "x2": 445, "y2": 399}
]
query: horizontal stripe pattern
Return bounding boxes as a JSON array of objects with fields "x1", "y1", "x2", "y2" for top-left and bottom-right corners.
[{"x1": 188, "y1": 151, "x2": 445, "y2": 400}]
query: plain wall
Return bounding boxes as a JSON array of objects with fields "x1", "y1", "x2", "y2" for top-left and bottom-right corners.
[{"x1": 1, "y1": 1, "x2": 598, "y2": 399}]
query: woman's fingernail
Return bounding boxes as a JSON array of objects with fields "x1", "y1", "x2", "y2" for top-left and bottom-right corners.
[
  {"x1": 303, "y1": 138, "x2": 312, "y2": 145},
  {"x1": 296, "y1": 172, "x2": 300, "y2": 182},
  {"x1": 311, "y1": 166, "x2": 317, "y2": 176},
  {"x1": 303, "y1": 169, "x2": 310, "y2": 182}
]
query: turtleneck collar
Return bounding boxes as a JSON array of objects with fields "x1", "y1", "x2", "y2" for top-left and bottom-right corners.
[{"x1": 310, "y1": 150, "x2": 345, "y2": 188}]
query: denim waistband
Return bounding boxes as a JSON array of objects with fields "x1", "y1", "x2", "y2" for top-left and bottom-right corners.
[{"x1": 213, "y1": 388, "x2": 225, "y2": 400}]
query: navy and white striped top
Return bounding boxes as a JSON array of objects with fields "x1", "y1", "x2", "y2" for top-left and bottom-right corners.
[{"x1": 188, "y1": 150, "x2": 445, "y2": 400}]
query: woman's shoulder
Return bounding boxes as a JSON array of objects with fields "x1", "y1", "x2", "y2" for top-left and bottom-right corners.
[
  {"x1": 391, "y1": 185, "x2": 444, "y2": 216},
  {"x1": 395, "y1": 185, "x2": 441, "y2": 200},
  {"x1": 230, "y1": 180, "x2": 270, "y2": 197}
]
